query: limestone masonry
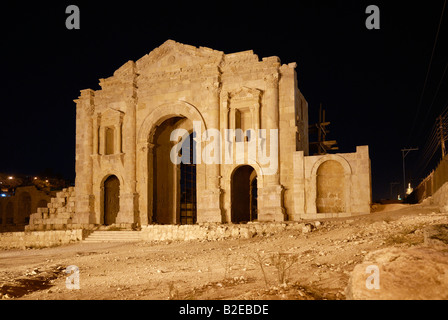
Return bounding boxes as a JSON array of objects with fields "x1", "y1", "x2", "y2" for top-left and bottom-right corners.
[{"x1": 26, "y1": 40, "x2": 372, "y2": 232}]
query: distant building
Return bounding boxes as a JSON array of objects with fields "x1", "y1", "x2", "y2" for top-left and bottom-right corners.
[
  {"x1": 0, "y1": 173, "x2": 71, "y2": 231},
  {"x1": 0, "y1": 185, "x2": 55, "y2": 231}
]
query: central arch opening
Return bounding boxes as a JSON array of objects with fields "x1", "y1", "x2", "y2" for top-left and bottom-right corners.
[
  {"x1": 231, "y1": 165, "x2": 257, "y2": 223},
  {"x1": 152, "y1": 117, "x2": 196, "y2": 224}
]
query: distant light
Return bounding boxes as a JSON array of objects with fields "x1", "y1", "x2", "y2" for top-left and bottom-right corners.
[
  {"x1": 45, "y1": 180, "x2": 49, "y2": 183},
  {"x1": 34, "y1": 177, "x2": 38, "y2": 180},
  {"x1": 8, "y1": 176, "x2": 13, "y2": 180},
  {"x1": 0, "y1": 193, "x2": 6, "y2": 197}
]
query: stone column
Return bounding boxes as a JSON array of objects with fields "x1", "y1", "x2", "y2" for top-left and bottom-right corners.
[
  {"x1": 258, "y1": 73, "x2": 285, "y2": 221},
  {"x1": 115, "y1": 100, "x2": 137, "y2": 227},
  {"x1": 264, "y1": 73, "x2": 280, "y2": 185},
  {"x1": 223, "y1": 102, "x2": 232, "y2": 164},
  {"x1": 74, "y1": 89, "x2": 95, "y2": 225},
  {"x1": 136, "y1": 141, "x2": 154, "y2": 225},
  {"x1": 197, "y1": 80, "x2": 223, "y2": 223},
  {"x1": 99, "y1": 126, "x2": 106, "y2": 155},
  {"x1": 93, "y1": 114, "x2": 100, "y2": 155},
  {"x1": 251, "y1": 102, "x2": 260, "y2": 131}
]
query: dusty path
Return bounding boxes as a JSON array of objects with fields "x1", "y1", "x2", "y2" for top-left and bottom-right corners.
[{"x1": 0, "y1": 203, "x2": 446, "y2": 300}]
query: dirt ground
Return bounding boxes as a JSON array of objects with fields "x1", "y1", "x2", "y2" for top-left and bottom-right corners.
[{"x1": 0, "y1": 203, "x2": 447, "y2": 300}]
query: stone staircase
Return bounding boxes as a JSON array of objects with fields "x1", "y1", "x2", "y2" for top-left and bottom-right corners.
[
  {"x1": 83, "y1": 230, "x2": 142, "y2": 243},
  {"x1": 27, "y1": 187, "x2": 77, "y2": 231}
]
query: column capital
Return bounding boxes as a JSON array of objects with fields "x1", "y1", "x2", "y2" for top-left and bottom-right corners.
[
  {"x1": 202, "y1": 80, "x2": 221, "y2": 95},
  {"x1": 264, "y1": 73, "x2": 279, "y2": 88},
  {"x1": 137, "y1": 141, "x2": 155, "y2": 152}
]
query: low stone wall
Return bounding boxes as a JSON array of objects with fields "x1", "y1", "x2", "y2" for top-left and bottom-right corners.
[
  {"x1": 140, "y1": 221, "x2": 316, "y2": 242},
  {"x1": 0, "y1": 221, "x2": 322, "y2": 249},
  {"x1": 0, "y1": 229, "x2": 88, "y2": 249}
]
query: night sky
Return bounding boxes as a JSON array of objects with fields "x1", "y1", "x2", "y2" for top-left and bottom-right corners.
[{"x1": 1, "y1": 1, "x2": 447, "y2": 201}]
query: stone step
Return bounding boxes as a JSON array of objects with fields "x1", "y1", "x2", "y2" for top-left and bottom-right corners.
[{"x1": 83, "y1": 231, "x2": 142, "y2": 243}]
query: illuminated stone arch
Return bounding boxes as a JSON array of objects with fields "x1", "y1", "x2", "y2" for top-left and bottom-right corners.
[{"x1": 136, "y1": 100, "x2": 208, "y2": 225}]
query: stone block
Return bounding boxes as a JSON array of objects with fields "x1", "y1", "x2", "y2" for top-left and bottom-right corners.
[{"x1": 239, "y1": 227, "x2": 255, "y2": 239}]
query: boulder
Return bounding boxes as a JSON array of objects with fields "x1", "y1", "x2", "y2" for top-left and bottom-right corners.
[
  {"x1": 301, "y1": 223, "x2": 315, "y2": 234},
  {"x1": 424, "y1": 224, "x2": 448, "y2": 248},
  {"x1": 346, "y1": 246, "x2": 448, "y2": 300}
]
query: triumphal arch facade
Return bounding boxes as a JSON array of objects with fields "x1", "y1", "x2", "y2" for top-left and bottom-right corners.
[{"x1": 62, "y1": 40, "x2": 371, "y2": 229}]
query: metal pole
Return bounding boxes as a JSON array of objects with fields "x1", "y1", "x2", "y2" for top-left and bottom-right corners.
[
  {"x1": 390, "y1": 182, "x2": 399, "y2": 199},
  {"x1": 439, "y1": 115, "x2": 446, "y2": 158},
  {"x1": 402, "y1": 149, "x2": 405, "y2": 196},
  {"x1": 401, "y1": 147, "x2": 419, "y2": 196}
]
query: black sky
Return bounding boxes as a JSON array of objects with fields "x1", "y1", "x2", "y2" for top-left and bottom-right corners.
[{"x1": 1, "y1": 1, "x2": 447, "y2": 201}]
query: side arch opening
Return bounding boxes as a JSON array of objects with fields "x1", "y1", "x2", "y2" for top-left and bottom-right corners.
[
  {"x1": 231, "y1": 165, "x2": 258, "y2": 223},
  {"x1": 316, "y1": 160, "x2": 346, "y2": 213},
  {"x1": 103, "y1": 175, "x2": 120, "y2": 225}
]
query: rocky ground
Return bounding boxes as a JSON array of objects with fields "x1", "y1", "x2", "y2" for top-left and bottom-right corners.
[{"x1": 0, "y1": 203, "x2": 447, "y2": 300}]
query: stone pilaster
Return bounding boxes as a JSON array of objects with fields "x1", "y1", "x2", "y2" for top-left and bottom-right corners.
[
  {"x1": 136, "y1": 141, "x2": 154, "y2": 225},
  {"x1": 258, "y1": 72, "x2": 285, "y2": 221},
  {"x1": 257, "y1": 184, "x2": 285, "y2": 222},
  {"x1": 115, "y1": 95, "x2": 138, "y2": 226},
  {"x1": 197, "y1": 79, "x2": 223, "y2": 223},
  {"x1": 74, "y1": 89, "x2": 95, "y2": 224},
  {"x1": 264, "y1": 72, "x2": 280, "y2": 186}
]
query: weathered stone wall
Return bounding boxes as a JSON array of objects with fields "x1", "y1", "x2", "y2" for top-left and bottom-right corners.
[
  {"x1": 0, "y1": 229, "x2": 87, "y2": 249},
  {"x1": 1, "y1": 222, "x2": 319, "y2": 248},
  {"x1": 292, "y1": 145, "x2": 371, "y2": 220}
]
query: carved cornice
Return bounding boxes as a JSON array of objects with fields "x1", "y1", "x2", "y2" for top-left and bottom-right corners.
[{"x1": 136, "y1": 40, "x2": 224, "y2": 71}]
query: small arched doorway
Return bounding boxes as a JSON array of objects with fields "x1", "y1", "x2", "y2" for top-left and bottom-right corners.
[
  {"x1": 6, "y1": 202, "x2": 14, "y2": 225},
  {"x1": 316, "y1": 160, "x2": 345, "y2": 213},
  {"x1": 103, "y1": 175, "x2": 120, "y2": 225},
  {"x1": 231, "y1": 165, "x2": 257, "y2": 223}
]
